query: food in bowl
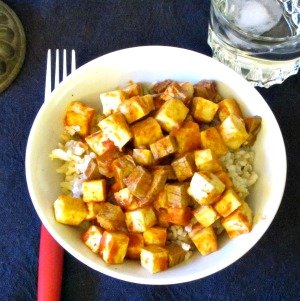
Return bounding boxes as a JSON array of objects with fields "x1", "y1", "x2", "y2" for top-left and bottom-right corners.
[{"x1": 50, "y1": 79, "x2": 261, "y2": 273}]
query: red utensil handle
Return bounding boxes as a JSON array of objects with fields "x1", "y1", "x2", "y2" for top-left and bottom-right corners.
[{"x1": 38, "y1": 225, "x2": 64, "y2": 301}]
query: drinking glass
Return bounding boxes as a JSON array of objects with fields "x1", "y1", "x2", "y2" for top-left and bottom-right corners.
[{"x1": 208, "y1": 0, "x2": 300, "y2": 88}]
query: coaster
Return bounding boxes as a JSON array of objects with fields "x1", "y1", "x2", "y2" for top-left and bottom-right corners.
[{"x1": 0, "y1": 1, "x2": 26, "y2": 93}]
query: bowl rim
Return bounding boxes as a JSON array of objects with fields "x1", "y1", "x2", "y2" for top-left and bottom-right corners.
[{"x1": 25, "y1": 45, "x2": 287, "y2": 284}]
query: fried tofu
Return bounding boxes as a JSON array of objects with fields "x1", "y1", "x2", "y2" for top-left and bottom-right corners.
[
  {"x1": 143, "y1": 227, "x2": 167, "y2": 246},
  {"x1": 166, "y1": 183, "x2": 191, "y2": 208},
  {"x1": 150, "y1": 135, "x2": 178, "y2": 160},
  {"x1": 152, "y1": 79, "x2": 174, "y2": 94},
  {"x1": 82, "y1": 179, "x2": 106, "y2": 202},
  {"x1": 219, "y1": 115, "x2": 249, "y2": 150},
  {"x1": 126, "y1": 233, "x2": 144, "y2": 259},
  {"x1": 156, "y1": 208, "x2": 170, "y2": 228},
  {"x1": 140, "y1": 245, "x2": 168, "y2": 273},
  {"x1": 125, "y1": 206, "x2": 157, "y2": 232},
  {"x1": 180, "y1": 82, "x2": 194, "y2": 105},
  {"x1": 145, "y1": 168, "x2": 169, "y2": 201},
  {"x1": 132, "y1": 149, "x2": 154, "y2": 166},
  {"x1": 188, "y1": 224, "x2": 218, "y2": 255},
  {"x1": 188, "y1": 172, "x2": 225, "y2": 205},
  {"x1": 112, "y1": 155, "x2": 136, "y2": 188},
  {"x1": 85, "y1": 202, "x2": 102, "y2": 220},
  {"x1": 218, "y1": 98, "x2": 243, "y2": 122},
  {"x1": 64, "y1": 101, "x2": 95, "y2": 137},
  {"x1": 85, "y1": 130, "x2": 114, "y2": 156},
  {"x1": 100, "y1": 90, "x2": 127, "y2": 116},
  {"x1": 194, "y1": 149, "x2": 223, "y2": 173},
  {"x1": 96, "y1": 202, "x2": 126, "y2": 231},
  {"x1": 165, "y1": 243, "x2": 187, "y2": 267},
  {"x1": 193, "y1": 80, "x2": 218, "y2": 100},
  {"x1": 84, "y1": 159, "x2": 101, "y2": 180},
  {"x1": 214, "y1": 189, "x2": 242, "y2": 217},
  {"x1": 54, "y1": 195, "x2": 88, "y2": 226},
  {"x1": 221, "y1": 201, "x2": 253, "y2": 238},
  {"x1": 244, "y1": 115, "x2": 262, "y2": 146},
  {"x1": 130, "y1": 117, "x2": 163, "y2": 148},
  {"x1": 215, "y1": 170, "x2": 233, "y2": 189},
  {"x1": 191, "y1": 97, "x2": 219, "y2": 123},
  {"x1": 119, "y1": 95, "x2": 154, "y2": 124},
  {"x1": 150, "y1": 165, "x2": 177, "y2": 181},
  {"x1": 193, "y1": 205, "x2": 219, "y2": 227},
  {"x1": 200, "y1": 127, "x2": 228, "y2": 157},
  {"x1": 155, "y1": 98, "x2": 189, "y2": 132},
  {"x1": 166, "y1": 207, "x2": 193, "y2": 226},
  {"x1": 114, "y1": 187, "x2": 140, "y2": 211},
  {"x1": 161, "y1": 82, "x2": 191, "y2": 104},
  {"x1": 122, "y1": 82, "x2": 144, "y2": 98},
  {"x1": 171, "y1": 152, "x2": 196, "y2": 182},
  {"x1": 153, "y1": 189, "x2": 168, "y2": 211},
  {"x1": 82, "y1": 225, "x2": 103, "y2": 253},
  {"x1": 100, "y1": 231, "x2": 129, "y2": 264}
]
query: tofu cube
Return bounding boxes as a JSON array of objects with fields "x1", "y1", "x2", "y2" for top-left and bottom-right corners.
[
  {"x1": 171, "y1": 121, "x2": 201, "y2": 155},
  {"x1": 82, "y1": 225, "x2": 103, "y2": 253},
  {"x1": 193, "y1": 80, "x2": 218, "y2": 101},
  {"x1": 131, "y1": 117, "x2": 163, "y2": 148},
  {"x1": 126, "y1": 233, "x2": 144, "y2": 259},
  {"x1": 166, "y1": 207, "x2": 193, "y2": 226},
  {"x1": 85, "y1": 130, "x2": 114, "y2": 156},
  {"x1": 171, "y1": 152, "x2": 196, "y2": 182},
  {"x1": 153, "y1": 189, "x2": 168, "y2": 210},
  {"x1": 214, "y1": 189, "x2": 242, "y2": 217},
  {"x1": 125, "y1": 206, "x2": 157, "y2": 232},
  {"x1": 166, "y1": 183, "x2": 191, "y2": 208},
  {"x1": 82, "y1": 179, "x2": 106, "y2": 202},
  {"x1": 140, "y1": 245, "x2": 168, "y2": 273},
  {"x1": 221, "y1": 201, "x2": 253, "y2": 238},
  {"x1": 218, "y1": 98, "x2": 243, "y2": 122},
  {"x1": 161, "y1": 82, "x2": 191, "y2": 104},
  {"x1": 143, "y1": 227, "x2": 167, "y2": 246},
  {"x1": 153, "y1": 94, "x2": 166, "y2": 110},
  {"x1": 123, "y1": 166, "x2": 152, "y2": 199},
  {"x1": 100, "y1": 90, "x2": 127, "y2": 116},
  {"x1": 215, "y1": 170, "x2": 233, "y2": 189},
  {"x1": 119, "y1": 95, "x2": 154, "y2": 124},
  {"x1": 188, "y1": 172, "x2": 225, "y2": 205},
  {"x1": 145, "y1": 168, "x2": 169, "y2": 201},
  {"x1": 191, "y1": 97, "x2": 219, "y2": 123},
  {"x1": 112, "y1": 155, "x2": 136, "y2": 188},
  {"x1": 114, "y1": 187, "x2": 140, "y2": 211},
  {"x1": 98, "y1": 112, "x2": 132, "y2": 149},
  {"x1": 155, "y1": 98, "x2": 189, "y2": 132},
  {"x1": 194, "y1": 149, "x2": 223, "y2": 173},
  {"x1": 180, "y1": 82, "x2": 194, "y2": 105},
  {"x1": 132, "y1": 149, "x2": 154, "y2": 166},
  {"x1": 152, "y1": 79, "x2": 174, "y2": 93},
  {"x1": 219, "y1": 115, "x2": 249, "y2": 150},
  {"x1": 100, "y1": 231, "x2": 129, "y2": 264},
  {"x1": 64, "y1": 101, "x2": 95, "y2": 137},
  {"x1": 84, "y1": 159, "x2": 101, "y2": 180},
  {"x1": 53, "y1": 195, "x2": 88, "y2": 226},
  {"x1": 188, "y1": 224, "x2": 218, "y2": 255},
  {"x1": 193, "y1": 205, "x2": 219, "y2": 227},
  {"x1": 122, "y1": 82, "x2": 144, "y2": 98},
  {"x1": 96, "y1": 202, "x2": 126, "y2": 231},
  {"x1": 156, "y1": 208, "x2": 170, "y2": 228},
  {"x1": 166, "y1": 243, "x2": 187, "y2": 267},
  {"x1": 244, "y1": 115, "x2": 262, "y2": 146},
  {"x1": 150, "y1": 135, "x2": 178, "y2": 160},
  {"x1": 85, "y1": 202, "x2": 102, "y2": 220},
  {"x1": 150, "y1": 165, "x2": 177, "y2": 180},
  {"x1": 200, "y1": 127, "x2": 228, "y2": 157}
]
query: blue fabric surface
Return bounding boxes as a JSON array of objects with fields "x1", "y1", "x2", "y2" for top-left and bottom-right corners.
[{"x1": 0, "y1": 0, "x2": 299, "y2": 300}]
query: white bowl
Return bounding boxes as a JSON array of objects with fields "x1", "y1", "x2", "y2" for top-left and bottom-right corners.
[{"x1": 26, "y1": 46, "x2": 286, "y2": 285}]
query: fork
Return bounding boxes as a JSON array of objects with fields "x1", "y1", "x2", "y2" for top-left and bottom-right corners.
[{"x1": 38, "y1": 49, "x2": 76, "y2": 301}]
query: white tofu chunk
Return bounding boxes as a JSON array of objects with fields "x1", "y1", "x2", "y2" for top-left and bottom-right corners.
[
  {"x1": 140, "y1": 245, "x2": 168, "y2": 273},
  {"x1": 125, "y1": 206, "x2": 157, "y2": 232},
  {"x1": 100, "y1": 90, "x2": 127, "y2": 115}
]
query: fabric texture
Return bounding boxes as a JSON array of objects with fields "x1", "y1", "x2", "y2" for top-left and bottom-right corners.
[{"x1": 0, "y1": 0, "x2": 299, "y2": 300}]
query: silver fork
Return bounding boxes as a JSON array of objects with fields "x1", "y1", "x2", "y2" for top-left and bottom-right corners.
[{"x1": 38, "y1": 49, "x2": 76, "y2": 301}]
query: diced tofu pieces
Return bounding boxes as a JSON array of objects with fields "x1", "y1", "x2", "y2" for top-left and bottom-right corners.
[
  {"x1": 171, "y1": 121, "x2": 201, "y2": 155},
  {"x1": 54, "y1": 195, "x2": 88, "y2": 226},
  {"x1": 215, "y1": 170, "x2": 233, "y2": 188},
  {"x1": 85, "y1": 130, "x2": 114, "y2": 156},
  {"x1": 221, "y1": 201, "x2": 253, "y2": 238},
  {"x1": 64, "y1": 101, "x2": 95, "y2": 137},
  {"x1": 188, "y1": 172, "x2": 225, "y2": 205},
  {"x1": 145, "y1": 168, "x2": 169, "y2": 200},
  {"x1": 191, "y1": 97, "x2": 219, "y2": 123},
  {"x1": 166, "y1": 183, "x2": 191, "y2": 208},
  {"x1": 150, "y1": 165, "x2": 177, "y2": 180},
  {"x1": 218, "y1": 98, "x2": 243, "y2": 122},
  {"x1": 152, "y1": 79, "x2": 174, "y2": 93},
  {"x1": 156, "y1": 209, "x2": 170, "y2": 228},
  {"x1": 194, "y1": 149, "x2": 223, "y2": 173},
  {"x1": 166, "y1": 207, "x2": 193, "y2": 226},
  {"x1": 193, "y1": 205, "x2": 219, "y2": 227},
  {"x1": 100, "y1": 231, "x2": 129, "y2": 264},
  {"x1": 153, "y1": 189, "x2": 168, "y2": 210},
  {"x1": 161, "y1": 82, "x2": 191, "y2": 104},
  {"x1": 98, "y1": 112, "x2": 132, "y2": 149},
  {"x1": 140, "y1": 245, "x2": 168, "y2": 273},
  {"x1": 82, "y1": 179, "x2": 106, "y2": 202},
  {"x1": 214, "y1": 189, "x2": 242, "y2": 217},
  {"x1": 84, "y1": 159, "x2": 100, "y2": 180},
  {"x1": 180, "y1": 82, "x2": 194, "y2": 105},
  {"x1": 153, "y1": 94, "x2": 166, "y2": 110},
  {"x1": 244, "y1": 116, "x2": 262, "y2": 146},
  {"x1": 219, "y1": 115, "x2": 249, "y2": 150},
  {"x1": 122, "y1": 82, "x2": 144, "y2": 98},
  {"x1": 171, "y1": 152, "x2": 196, "y2": 182},
  {"x1": 125, "y1": 206, "x2": 157, "y2": 232},
  {"x1": 119, "y1": 95, "x2": 154, "y2": 124},
  {"x1": 200, "y1": 127, "x2": 228, "y2": 157},
  {"x1": 100, "y1": 90, "x2": 127, "y2": 116},
  {"x1": 123, "y1": 166, "x2": 152, "y2": 199},
  {"x1": 166, "y1": 243, "x2": 187, "y2": 267},
  {"x1": 96, "y1": 202, "x2": 126, "y2": 231},
  {"x1": 114, "y1": 187, "x2": 140, "y2": 211},
  {"x1": 155, "y1": 98, "x2": 189, "y2": 132},
  {"x1": 132, "y1": 149, "x2": 154, "y2": 166},
  {"x1": 143, "y1": 227, "x2": 167, "y2": 246},
  {"x1": 131, "y1": 117, "x2": 163, "y2": 148},
  {"x1": 193, "y1": 80, "x2": 218, "y2": 101},
  {"x1": 189, "y1": 224, "x2": 218, "y2": 255},
  {"x1": 126, "y1": 233, "x2": 144, "y2": 259},
  {"x1": 82, "y1": 225, "x2": 103, "y2": 253},
  {"x1": 150, "y1": 135, "x2": 178, "y2": 160},
  {"x1": 85, "y1": 202, "x2": 102, "y2": 220},
  {"x1": 112, "y1": 155, "x2": 136, "y2": 188}
]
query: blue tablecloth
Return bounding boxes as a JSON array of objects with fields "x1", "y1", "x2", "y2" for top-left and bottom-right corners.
[{"x1": 1, "y1": 0, "x2": 299, "y2": 300}]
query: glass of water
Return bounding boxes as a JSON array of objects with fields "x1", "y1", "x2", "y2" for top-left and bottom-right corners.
[{"x1": 208, "y1": 0, "x2": 300, "y2": 88}]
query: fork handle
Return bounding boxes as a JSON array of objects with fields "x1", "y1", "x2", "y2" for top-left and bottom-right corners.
[{"x1": 38, "y1": 225, "x2": 64, "y2": 301}]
